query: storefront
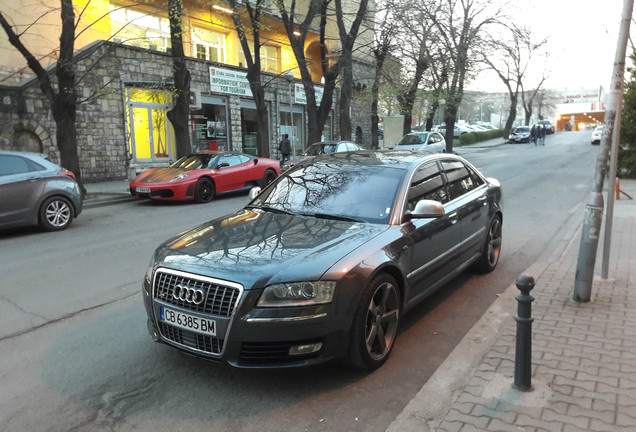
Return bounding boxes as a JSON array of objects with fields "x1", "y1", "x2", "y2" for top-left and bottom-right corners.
[{"x1": 191, "y1": 95, "x2": 229, "y2": 152}]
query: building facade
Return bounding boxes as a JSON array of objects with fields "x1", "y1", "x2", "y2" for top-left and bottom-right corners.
[{"x1": 0, "y1": 0, "x2": 374, "y2": 181}]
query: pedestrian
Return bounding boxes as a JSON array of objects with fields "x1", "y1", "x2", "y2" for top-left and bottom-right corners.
[
  {"x1": 278, "y1": 133, "x2": 291, "y2": 163},
  {"x1": 530, "y1": 125, "x2": 537, "y2": 145},
  {"x1": 539, "y1": 124, "x2": 546, "y2": 145}
]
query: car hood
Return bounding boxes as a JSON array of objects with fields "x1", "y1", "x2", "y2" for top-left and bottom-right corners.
[
  {"x1": 154, "y1": 209, "x2": 389, "y2": 289},
  {"x1": 137, "y1": 168, "x2": 190, "y2": 183}
]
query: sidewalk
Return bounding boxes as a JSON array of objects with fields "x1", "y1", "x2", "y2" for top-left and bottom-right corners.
[
  {"x1": 388, "y1": 179, "x2": 636, "y2": 432},
  {"x1": 83, "y1": 179, "x2": 132, "y2": 208}
]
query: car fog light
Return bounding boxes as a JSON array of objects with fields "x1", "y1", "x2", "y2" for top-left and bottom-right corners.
[{"x1": 289, "y1": 342, "x2": 322, "y2": 356}]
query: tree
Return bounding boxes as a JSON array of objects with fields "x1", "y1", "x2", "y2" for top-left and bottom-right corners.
[
  {"x1": 273, "y1": 0, "x2": 369, "y2": 145},
  {"x1": 0, "y1": 0, "x2": 86, "y2": 194},
  {"x1": 618, "y1": 49, "x2": 636, "y2": 177},
  {"x1": 228, "y1": 0, "x2": 270, "y2": 157},
  {"x1": 426, "y1": 0, "x2": 503, "y2": 152},
  {"x1": 482, "y1": 26, "x2": 547, "y2": 136},
  {"x1": 166, "y1": 0, "x2": 192, "y2": 158}
]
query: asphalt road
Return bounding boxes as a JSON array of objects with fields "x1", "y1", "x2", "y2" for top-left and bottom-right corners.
[{"x1": 0, "y1": 130, "x2": 599, "y2": 432}]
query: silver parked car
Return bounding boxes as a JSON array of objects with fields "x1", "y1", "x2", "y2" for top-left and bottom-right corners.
[
  {"x1": 395, "y1": 131, "x2": 446, "y2": 152},
  {"x1": 281, "y1": 140, "x2": 361, "y2": 171},
  {"x1": 0, "y1": 151, "x2": 83, "y2": 231},
  {"x1": 143, "y1": 150, "x2": 502, "y2": 370}
]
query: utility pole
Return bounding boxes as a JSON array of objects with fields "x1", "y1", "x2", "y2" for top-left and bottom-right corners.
[{"x1": 573, "y1": 0, "x2": 633, "y2": 302}]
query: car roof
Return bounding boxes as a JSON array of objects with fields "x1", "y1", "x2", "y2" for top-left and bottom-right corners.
[
  {"x1": 304, "y1": 150, "x2": 461, "y2": 171},
  {"x1": 308, "y1": 141, "x2": 354, "y2": 146}
]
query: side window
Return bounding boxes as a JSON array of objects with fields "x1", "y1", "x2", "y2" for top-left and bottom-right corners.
[
  {"x1": 347, "y1": 143, "x2": 360, "y2": 151},
  {"x1": 237, "y1": 154, "x2": 251, "y2": 164},
  {"x1": 406, "y1": 161, "x2": 448, "y2": 212},
  {"x1": 0, "y1": 155, "x2": 33, "y2": 176},
  {"x1": 441, "y1": 159, "x2": 484, "y2": 201},
  {"x1": 219, "y1": 154, "x2": 244, "y2": 167}
]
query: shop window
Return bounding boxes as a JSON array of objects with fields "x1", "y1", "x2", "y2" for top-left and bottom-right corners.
[
  {"x1": 109, "y1": 5, "x2": 171, "y2": 51},
  {"x1": 126, "y1": 88, "x2": 175, "y2": 161},
  {"x1": 192, "y1": 27, "x2": 227, "y2": 63},
  {"x1": 238, "y1": 44, "x2": 279, "y2": 73},
  {"x1": 191, "y1": 102, "x2": 228, "y2": 153}
]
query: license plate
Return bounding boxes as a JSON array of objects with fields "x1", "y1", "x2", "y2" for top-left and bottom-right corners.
[
  {"x1": 160, "y1": 306, "x2": 216, "y2": 336},
  {"x1": 136, "y1": 187, "x2": 151, "y2": 193}
]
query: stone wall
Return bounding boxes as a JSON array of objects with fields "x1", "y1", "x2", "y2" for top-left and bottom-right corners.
[{"x1": 0, "y1": 40, "x2": 376, "y2": 182}]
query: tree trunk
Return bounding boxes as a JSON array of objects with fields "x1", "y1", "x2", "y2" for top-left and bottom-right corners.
[
  {"x1": 339, "y1": 55, "x2": 353, "y2": 140},
  {"x1": 504, "y1": 94, "x2": 518, "y2": 138},
  {"x1": 167, "y1": 0, "x2": 191, "y2": 158}
]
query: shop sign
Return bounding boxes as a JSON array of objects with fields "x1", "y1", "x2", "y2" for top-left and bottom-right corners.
[
  {"x1": 209, "y1": 67, "x2": 253, "y2": 97},
  {"x1": 294, "y1": 84, "x2": 323, "y2": 105}
]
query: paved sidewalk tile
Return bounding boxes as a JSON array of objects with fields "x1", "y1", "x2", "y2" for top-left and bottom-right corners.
[{"x1": 434, "y1": 209, "x2": 636, "y2": 431}]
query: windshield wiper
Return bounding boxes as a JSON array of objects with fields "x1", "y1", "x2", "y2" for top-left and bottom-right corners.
[
  {"x1": 302, "y1": 212, "x2": 365, "y2": 223},
  {"x1": 246, "y1": 205, "x2": 295, "y2": 216}
]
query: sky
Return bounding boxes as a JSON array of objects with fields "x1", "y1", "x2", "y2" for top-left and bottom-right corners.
[{"x1": 467, "y1": 0, "x2": 628, "y2": 95}]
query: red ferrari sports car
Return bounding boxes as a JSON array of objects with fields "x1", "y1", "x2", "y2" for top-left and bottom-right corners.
[{"x1": 129, "y1": 151, "x2": 280, "y2": 203}]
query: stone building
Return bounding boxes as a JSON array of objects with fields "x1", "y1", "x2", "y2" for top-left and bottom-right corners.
[{"x1": 0, "y1": 0, "x2": 375, "y2": 182}]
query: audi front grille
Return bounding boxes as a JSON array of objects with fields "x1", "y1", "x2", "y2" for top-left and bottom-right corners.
[
  {"x1": 152, "y1": 268, "x2": 243, "y2": 357},
  {"x1": 153, "y1": 269, "x2": 241, "y2": 316}
]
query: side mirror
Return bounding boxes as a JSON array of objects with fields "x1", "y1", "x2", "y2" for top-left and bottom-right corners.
[
  {"x1": 217, "y1": 162, "x2": 230, "y2": 169},
  {"x1": 403, "y1": 199, "x2": 444, "y2": 221},
  {"x1": 248, "y1": 186, "x2": 262, "y2": 199}
]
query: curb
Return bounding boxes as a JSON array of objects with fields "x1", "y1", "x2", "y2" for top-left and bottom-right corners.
[{"x1": 83, "y1": 194, "x2": 134, "y2": 209}]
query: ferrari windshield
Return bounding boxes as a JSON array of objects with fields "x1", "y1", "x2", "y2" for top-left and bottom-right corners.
[
  {"x1": 170, "y1": 153, "x2": 218, "y2": 170},
  {"x1": 250, "y1": 162, "x2": 405, "y2": 224}
]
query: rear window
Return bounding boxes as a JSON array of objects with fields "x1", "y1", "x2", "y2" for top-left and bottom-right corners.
[{"x1": 0, "y1": 154, "x2": 45, "y2": 176}]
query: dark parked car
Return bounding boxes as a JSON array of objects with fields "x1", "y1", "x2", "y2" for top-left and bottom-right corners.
[
  {"x1": 537, "y1": 120, "x2": 555, "y2": 134},
  {"x1": 280, "y1": 141, "x2": 361, "y2": 172},
  {"x1": 143, "y1": 151, "x2": 502, "y2": 369},
  {"x1": 0, "y1": 151, "x2": 83, "y2": 231},
  {"x1": 509, "y1": 126, "x2": 531, "y2": 143}
]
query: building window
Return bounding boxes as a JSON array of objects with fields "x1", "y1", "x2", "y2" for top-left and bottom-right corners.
[
  {"x1": 126, "y1": 88, "x2": 175, "y2": 162},
  {"x1": 238, "y1": 44, "x2": 279, "y2": 73},
  {"x1": 109, "y1": 5, "x2": 171, "y2": 52},
  {"x1": 192, "y1": 27, "x2": 227, "y2": 63}
]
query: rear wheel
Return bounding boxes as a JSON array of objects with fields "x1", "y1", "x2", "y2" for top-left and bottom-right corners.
[
  {"x1": 262, "y1": 169, "x2": 277, "y2": 187},
  {"x1": 348, "y1": 273, "x2": 401, "y2": 370},
  {"x1": 39, "y1": 196, "x2": 73, "y2": 231},
  {"x1": 472, "y1": 215, "x2": 502, "y2": 273},
  {"x1": 194, "y1": 178, "x2": 215, "y2": 203}
]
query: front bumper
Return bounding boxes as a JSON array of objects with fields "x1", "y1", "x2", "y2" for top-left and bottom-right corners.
[{"x1": 142, "y1": 268, "x2": 350, "y2": 368}]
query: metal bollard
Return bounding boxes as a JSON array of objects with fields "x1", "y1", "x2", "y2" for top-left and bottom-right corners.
[{"x1": 513, "y1": 274, "x2": 535, "y2": 391}]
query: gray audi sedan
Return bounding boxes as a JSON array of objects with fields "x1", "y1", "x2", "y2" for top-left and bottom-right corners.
[{"x1": 143, "y1": 150, "x2": 502, "y2": 369}]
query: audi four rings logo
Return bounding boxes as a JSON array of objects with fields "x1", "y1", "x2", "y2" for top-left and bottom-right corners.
[{"x1": 173, "y1": 284, "x2": 205, "y2": 304}]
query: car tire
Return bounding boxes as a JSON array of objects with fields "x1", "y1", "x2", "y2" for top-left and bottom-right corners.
[
  {"x1": 261, "y1": 169, "x2": 277, "y2": 187},
  {"x1": 39, "y1": 196, "x2": 73, "y2": 231},
  {"x1": 194, "y1": 178, "x2": 215, "y2": 203},
  {"x1": 472, "y1": 214, "x2": 502, "y2": 273},
  {"x1": 348, "y1": 273, "x2": 401, "y2": 370}
]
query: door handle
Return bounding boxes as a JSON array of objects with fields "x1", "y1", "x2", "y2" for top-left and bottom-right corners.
[{"x1": 448, "y1": 212, "x2": 458, "y2": 224}]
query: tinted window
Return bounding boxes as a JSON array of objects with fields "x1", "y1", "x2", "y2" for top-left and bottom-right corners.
[
  {"x1": 398, "y1": 134, "x2": 425, "y2": 145},
  {"x1": 441, "y1": 159, "x2": 484, "y2": 201},
  {"x1": 0, "y1": 155, "x2": 35, "y2": 176},
  {"x1": 407, "y1": 161, "x2": 448, "y2": 211}
]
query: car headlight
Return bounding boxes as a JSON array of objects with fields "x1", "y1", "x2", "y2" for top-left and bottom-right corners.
[
  {"x1": 170, "y1": 173, "x2": 189, "y2": 182},
  {"x1": 257, "y1": 281, "x2": 336, "y2": 307}
]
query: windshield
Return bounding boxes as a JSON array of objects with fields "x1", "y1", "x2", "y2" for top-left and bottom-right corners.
[
  {"x1": 250, "y1": 162, "x2": 405, "y2": 224},
  {"x1": 397, "y1": 134, "x2": 426, "y2": 145},
  {"x1": 304, "y1": 144, "x2": 337, "y2": 156},
  {"x1": 170, "y1": 153, "x2": 217, "y2": 170},
  {"x1": 515, "y1": 127, "x2": 529, "y2": 133}
]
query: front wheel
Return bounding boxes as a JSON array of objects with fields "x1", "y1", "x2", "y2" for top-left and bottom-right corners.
[
  {"x1": 472, "y1": 215, "x2": 502, "y2": 273},
  {"x1": 194, "y1": 178, "x2": 215, "y2": 203},
  {"x1": 39, "y1": 196, "x2": 73, "y2": 231},
  {"x1": 348, "y1": 273, "x2": 401, "y2": 370}
]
